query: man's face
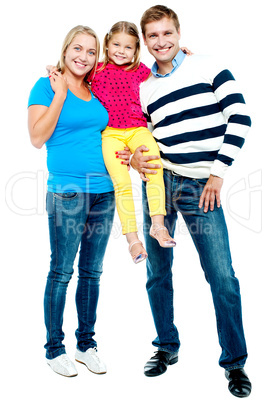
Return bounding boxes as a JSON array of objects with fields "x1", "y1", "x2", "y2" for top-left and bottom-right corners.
[{"x1": 143, "y1": 17, "x2": 180, "y2": 73}]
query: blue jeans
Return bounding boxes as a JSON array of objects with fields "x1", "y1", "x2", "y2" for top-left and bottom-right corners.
[
  {"x1": 44, "y1": 191, "x2": 115, "y2": 359},
  {"x1": 142, "y1": 171, "x2": 248, "y2": 370}
]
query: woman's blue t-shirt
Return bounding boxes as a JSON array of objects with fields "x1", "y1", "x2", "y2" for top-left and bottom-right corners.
[{"x1": 28, "y1": 77, "x2": 113, "y2": 193}]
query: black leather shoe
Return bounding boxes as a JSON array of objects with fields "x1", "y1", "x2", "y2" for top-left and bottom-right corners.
[
  {"x1": 144, "y1": 350, "x2": 178, "y2": 377},
  {"x1": 225, "y1": 368, "x2": 252, "y2": 398}
]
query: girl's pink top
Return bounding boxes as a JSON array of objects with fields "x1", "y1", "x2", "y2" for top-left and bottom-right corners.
[{"x1": 91, "y1": 62, "x2": 151, "y2": 128}]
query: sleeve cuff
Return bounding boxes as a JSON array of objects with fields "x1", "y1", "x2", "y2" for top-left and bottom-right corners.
[
  {"x1": 129, "y1": 153, "x2": 134, "y2": 167},
  {"x1": 210, "y1": 159, "x2": 229, "y2": 178}
]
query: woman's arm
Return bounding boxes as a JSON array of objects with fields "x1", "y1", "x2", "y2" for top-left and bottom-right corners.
[{"x1": 28, "y1": 73, "x2": 68, "y2": 149}]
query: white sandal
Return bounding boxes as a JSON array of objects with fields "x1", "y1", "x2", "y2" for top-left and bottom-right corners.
[
  {"x1": 129, "y1": 240, "x2": 148, "y2": 264},
  {"x1": 150, "y1": 224, "x2": 176, "y2": 248}
]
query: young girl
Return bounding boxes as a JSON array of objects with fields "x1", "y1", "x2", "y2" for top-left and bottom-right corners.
[{"x1": 91, "y1": 21, "x2": 176, "y2": 264}]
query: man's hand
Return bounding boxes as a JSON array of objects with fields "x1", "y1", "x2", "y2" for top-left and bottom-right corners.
[
  {"x1": 199, "y1": 175, "x2": 223, "y2": 213},
  {"x1": 131, "y1": 145, "x2": 161, "y2": 182}
]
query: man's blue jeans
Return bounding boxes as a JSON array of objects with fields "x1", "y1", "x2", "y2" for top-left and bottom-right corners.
[
  {"x1": 44, "y1": 191, "x2": 115, "y2": 360},
  {"x1": 142, "y1": 171, "x2": 248, "y2": 370}
]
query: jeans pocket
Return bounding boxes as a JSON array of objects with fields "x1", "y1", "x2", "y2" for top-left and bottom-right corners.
[
  {"x1": 54, "y1": 192, "x2": 78, "y2": 200},
  {"x1": 192, "y1": 178, "x2": 208, "y2": 188}
]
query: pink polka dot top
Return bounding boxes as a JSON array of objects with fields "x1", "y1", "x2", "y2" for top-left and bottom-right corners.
[{"x1": 91, "y1": 62, "x2": 151, "y2": 128}]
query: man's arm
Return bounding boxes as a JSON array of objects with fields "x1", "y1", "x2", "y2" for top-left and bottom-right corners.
[
  {"x1": 210, "y1": 67, "x2": 251, "y2": 178},
  {"x1": 199, "y1": 66, "x2": 251, "y2": 212}
]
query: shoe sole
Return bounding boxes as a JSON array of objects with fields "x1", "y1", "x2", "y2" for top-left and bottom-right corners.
[
  {"x1": 75, "y1": 358, "x2": 107, "y2": 375},
  {"x1": 57, "y1": 372, "x2": 78, "y2": 378},
  {"x1": 169, "y1": 356, "x2": 178, "y2": 365},
  {"x1": 47, "y1": 362, "x2": 78, "y2": 377},
  {"x1": 134, "y1": 253, "x2": 148, "y2": 264},
  {"x1": 149, "y1": 233, "x2": 176, "y2": 248}
]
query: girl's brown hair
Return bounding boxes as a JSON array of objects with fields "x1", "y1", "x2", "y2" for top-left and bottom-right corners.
[{"x1": 101, "y1": 21, "x2": 141, "y2": 71}]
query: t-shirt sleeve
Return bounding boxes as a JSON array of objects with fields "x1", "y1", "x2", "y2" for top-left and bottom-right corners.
[
  {"x1": 139, "y1": 63, "x2": 151, "y2": 82},
  {"x1": 28, "y1": 77, "x2": 54, "y2": 108}
]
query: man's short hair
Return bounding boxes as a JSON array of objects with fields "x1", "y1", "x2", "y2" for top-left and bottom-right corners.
[{"x1": 140, "y1": 5, "x2": 180, "y2": 36}]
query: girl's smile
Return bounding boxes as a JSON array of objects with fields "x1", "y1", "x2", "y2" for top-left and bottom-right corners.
[{"x1": 107, "y1": 32, "x2": 137, "y2": 66}]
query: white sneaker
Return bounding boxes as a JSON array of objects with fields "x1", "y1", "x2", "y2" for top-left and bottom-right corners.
[
  {"x1": 75, "y1": 347, "x2": 107, "y2": 374},
  {"x1": 46, "y1": 354, "x2": 78, "y2": 377}
]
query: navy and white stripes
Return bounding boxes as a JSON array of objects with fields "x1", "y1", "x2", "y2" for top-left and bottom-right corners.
[{"x1": 140, "y1": 55, "x2": 251, "y2": 178}]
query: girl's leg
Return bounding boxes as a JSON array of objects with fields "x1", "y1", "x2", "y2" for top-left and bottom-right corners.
[
  {"x1": 128, "y1": 127, "x2": 176, "y2": 248},
  {"x1": 102, "y1": 128, "x2": 147, "y2": 262},
  {"x1": 102, "y1": 128, "x2": 138, "y2": 235}
]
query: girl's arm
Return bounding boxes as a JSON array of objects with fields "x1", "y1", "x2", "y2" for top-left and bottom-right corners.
[{"x1": 28, "y1": 73, "x2": 68, "y2": 149}]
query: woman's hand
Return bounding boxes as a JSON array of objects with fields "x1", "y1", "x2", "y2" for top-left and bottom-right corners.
[
  {"x1": 49, "y1": 71, "x2": 68, "y2": 97},
  {"x1": 116, "y1": 147, "x2": 131, "y2": 171}
]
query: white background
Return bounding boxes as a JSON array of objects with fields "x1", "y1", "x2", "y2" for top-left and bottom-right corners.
[{"x1": 1, "y1": 0, "x2": 266, "y2": 401}]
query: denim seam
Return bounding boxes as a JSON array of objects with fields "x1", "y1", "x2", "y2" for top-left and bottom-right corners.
[
  {"x1": 172, "y1": 175, "x2": 183, "y2": 204},
  {"x1": 225, "y1": 364, "x2": 245, "y2": 371}
]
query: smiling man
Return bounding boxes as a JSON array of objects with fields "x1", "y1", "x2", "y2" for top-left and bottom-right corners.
[
  {"x1": 143, "y1": 14, "x2": 181, "y2": 75},
  {"x1": 131, "y1": 5, "x2": 252, "y2": 398}
]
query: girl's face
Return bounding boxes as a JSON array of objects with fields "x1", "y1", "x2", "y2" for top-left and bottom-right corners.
[
  {"x1": 64, "y1": 33, "x2": 97, "y2": 78},
  {"x1": 107, "y1": 32, "x2": 137, "y2": 66}
]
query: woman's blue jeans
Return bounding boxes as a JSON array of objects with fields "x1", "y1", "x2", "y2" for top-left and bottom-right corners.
[
  {"x1": 142, "y1": 170, "x2": 248, "y2": 370},
  {"x1": 44, "y1": 191, "x2": 115, "y2": 360}
]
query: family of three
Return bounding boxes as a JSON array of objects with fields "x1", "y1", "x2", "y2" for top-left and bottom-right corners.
[{"x1": 28, "y1": 4, "x2": 252, "y2": 398}]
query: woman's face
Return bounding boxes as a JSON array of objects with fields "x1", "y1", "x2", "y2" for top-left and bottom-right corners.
[{"x1": 64, "y1": 33, "x2": 97, "y2": 78}]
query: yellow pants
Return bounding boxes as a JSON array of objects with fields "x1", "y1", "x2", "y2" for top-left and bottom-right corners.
[{"x1": 102, "y1": 126, "x2": 166, "y2": 235}]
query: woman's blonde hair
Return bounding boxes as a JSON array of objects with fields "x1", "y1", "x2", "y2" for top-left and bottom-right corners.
[
  {"x1": 57, "y1": 25, "x2": 100, "y2": 85},
  {"x1": 100, "y1": 21, "x2": 141, "y2": 71}
]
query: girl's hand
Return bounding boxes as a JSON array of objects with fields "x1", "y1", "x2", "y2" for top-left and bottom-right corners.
[
  {"x1": 181, "y1": 47, "x2": 193, "y2": 55},
  {"x1": 46, "y1": 65, "x2": 59, "y2": 75},
  {"x1": 49, "y1": 72, "x2": 68, "y2": 98}
]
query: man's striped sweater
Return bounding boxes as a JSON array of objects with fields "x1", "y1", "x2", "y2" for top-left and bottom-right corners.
[{"x1": 140, "y1": 54, "x2": 251, "y2": 179}]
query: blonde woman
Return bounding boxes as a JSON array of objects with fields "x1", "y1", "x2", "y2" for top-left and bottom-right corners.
[{"x1": 28, "y1": 26, "x2": 115, "y2": 377}]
